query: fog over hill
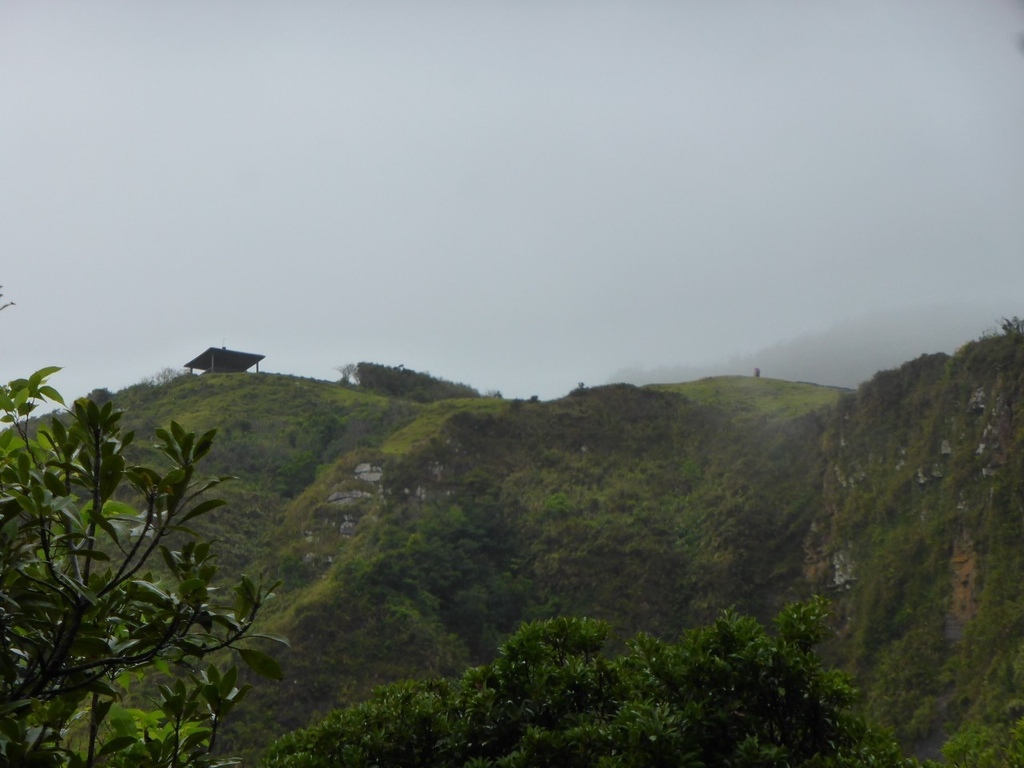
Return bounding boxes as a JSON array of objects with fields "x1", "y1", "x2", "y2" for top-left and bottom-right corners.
[
  {"x1": 611, "y1": 303, "x2": 1013, "y2": 390},
  {"x1": 3, "y1": 1, "x2": 1022, "y2": 405}
]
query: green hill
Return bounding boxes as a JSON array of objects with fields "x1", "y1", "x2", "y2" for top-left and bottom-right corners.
[
  {"x1": 651, "y1": 374, "x2": 846, "y2": 418},
  {"x1": 72, "y1": 331, "x2": 1024, "y2": 761}
]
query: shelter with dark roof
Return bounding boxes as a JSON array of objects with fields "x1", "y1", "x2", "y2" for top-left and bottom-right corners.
[{"x1": 184, "y1": 347, "x2": 265, "y2": 374}]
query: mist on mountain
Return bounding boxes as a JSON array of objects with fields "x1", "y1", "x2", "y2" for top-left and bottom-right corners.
[{"x1": 611, "y1": 303, "x2": 1009, "y2": 390}]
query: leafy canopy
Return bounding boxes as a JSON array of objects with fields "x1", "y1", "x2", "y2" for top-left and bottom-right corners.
[
  {"x1": 0, "y1": 369, "x2": 282, "y2": 767},
  {"x1": 263, "y1": 598, "x2": 918, "y2": 768}
]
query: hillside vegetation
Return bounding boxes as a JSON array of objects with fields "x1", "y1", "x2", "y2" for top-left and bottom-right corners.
[{"x1": 89, "y1": 331, "x2": 1024, "y2": 762}]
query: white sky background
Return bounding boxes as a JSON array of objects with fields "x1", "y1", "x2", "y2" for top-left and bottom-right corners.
[{"x1": 2, "y1": 1, "x2": 1023, "y2": 400}]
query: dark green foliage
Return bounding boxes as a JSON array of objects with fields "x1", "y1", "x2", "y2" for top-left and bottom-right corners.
[
  {"x1": 354, "y1": 363, "x2": 480, "y2": 402},
  {"x1": 273, "y1": 450, "x2": 318, "y2": 498},
  {"x1": 262, "y1": 600, "x2": 917, "y2": 768},
  {"x1": 351, "y1": 503, "x2": 528, "y2": 658},
  {"x1": 0, "y1": 370, "x2": 281, "y2": 766},
  {"x1": 1000, "y1": 316, "x2": 1024, "y2": 336}
]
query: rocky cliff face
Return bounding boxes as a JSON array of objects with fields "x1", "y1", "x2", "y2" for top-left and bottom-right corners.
[{"x1": 806, "y1": 333, "x2": 1024, "y2": 746}]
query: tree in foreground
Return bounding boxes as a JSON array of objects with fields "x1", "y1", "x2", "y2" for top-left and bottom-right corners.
[
  {"x1": 262, "y1": 598, "x2": 919, "y2": 768},
  {"x1": 0, "y1": 369, "x2": 282, "y2": 767}
]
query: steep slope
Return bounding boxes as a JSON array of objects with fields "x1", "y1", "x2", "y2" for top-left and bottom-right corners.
[
  {"x1": 78, "y1": 334, "x2": 1024, "y2": 761},
  {"x1": 225, "y1": 377, "x2": 840, "y2": 757},
  {"x1": 107, "y1": 371, "x2": 416, "y2": 576},
  {"x1": 806, "y1": 331, "x2": 1024, "y2": 749}
]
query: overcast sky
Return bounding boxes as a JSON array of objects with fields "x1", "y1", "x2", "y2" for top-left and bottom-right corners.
[{"x1": 2, "y1": 1, "x2": 1023, "y2": 401}]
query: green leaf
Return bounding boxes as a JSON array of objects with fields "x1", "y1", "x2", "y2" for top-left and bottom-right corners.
[
  {"x1": 101, "y1": 500, "x2": 137, "y2": 518},
  {"x1": 159, "y1": 545, "x2": 179, "y2": 576},
  {"x1": 131, "y1": 580, "x2": 172, "y2": 605},
  {"x1": 178, "y1": 578, "x2": 207, "y2": 598},
  {"x1": 31, "y1": 366, "x2": 62, "y2": 383},
  {"x1": 248, "y1": 632, "x2": 291, "y2": 647},
  {"x1": 220, "y1": 664, "x2": 238, "y2": 694},
  {"x1": 179, "y1": 497, "x2": 228, "y2": 525},
  {"x1": 237, "y1": 647, "x2": 283, "y2": 680},
  {"x1": 64, "y1": 579, "x2": 99, "y2": 606},
  {"x1": 180, "y1": 728, "x2": 214, "y2": 752},
  {"x1": 75, "y1": 547, "x2": 111, "y2": 563},
  {"x1": 97, "y1": 735, "x2": 140, "y2": 757},
  {"x1": 37, "y1": 385, "x2": 65, "y2": 405},
  {"x1": 162, "y1": 468, "x2": 187, "y2": 487},
  {"x1": 0, "y1": 699, "x2": 32, "y2": 718},
  {"x1": 84, "y1": 505, "x2": 120, "y2": 542},
  {"x1": 92, "y1": 698, "x2": 114, "y2": 726},
  {"x1": 72, "y1": 634, "x2": 113, "y2": 659}
]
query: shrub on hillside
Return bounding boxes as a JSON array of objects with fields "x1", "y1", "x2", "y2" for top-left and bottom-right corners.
[
  {"x1": 352, "y1": 363, "x2": 480, "y2": 402},
  {"x1": 261, "y1": 599, "x2": 919, "y2": 768}
]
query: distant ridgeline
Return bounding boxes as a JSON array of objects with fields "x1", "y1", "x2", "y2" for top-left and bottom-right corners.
[{"x1": 100, "y1": 324, "x2": 1024, "y2": 763}]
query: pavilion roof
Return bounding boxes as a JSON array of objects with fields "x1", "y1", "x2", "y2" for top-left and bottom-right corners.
[{"x1": 184, "y1": 347, "x2": 265, "y2": 373}]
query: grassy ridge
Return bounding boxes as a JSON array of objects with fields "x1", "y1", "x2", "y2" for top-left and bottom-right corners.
[
  {"x1": 651, "y1": 375, "x2": 846, "y2": 418},
  {"x1": 381, "y1": 397, "x2": 508, "y2": 455},
  {"x1": 83, "y1": 338, "x2": 1024, "y2": 761}
]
